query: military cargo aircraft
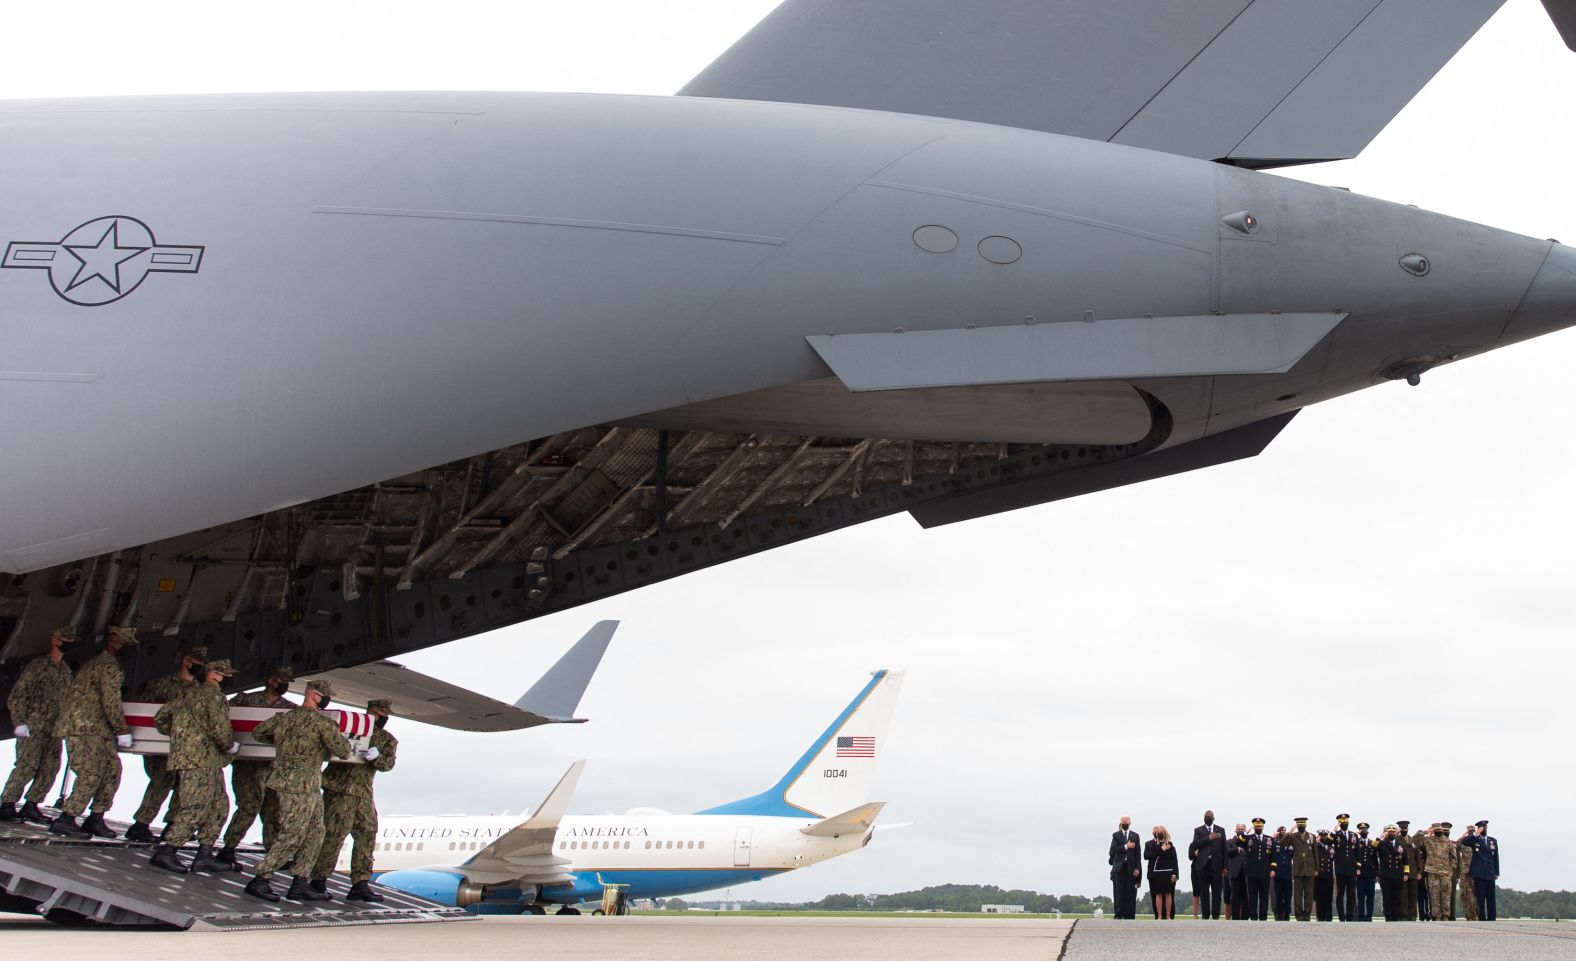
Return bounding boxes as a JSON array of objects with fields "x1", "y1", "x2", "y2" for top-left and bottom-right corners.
[{"x1": 3, "y1": 0, "x2": 1575, "y2": 714}]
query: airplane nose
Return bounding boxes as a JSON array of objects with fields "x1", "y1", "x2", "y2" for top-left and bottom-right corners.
[{"x1": 1502, "y1": 242, "x2": 1576, "y2": 348}]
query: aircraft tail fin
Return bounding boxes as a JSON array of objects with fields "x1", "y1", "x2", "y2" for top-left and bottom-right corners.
[
  {"x1": 513, "y1": 620, "x2": 618, "y2": 722},
  {"x1": 800, "y1": 801, "x2": 885, "y2": 838},
  {"x1": 698, "y1": 670, "x2": 903, "y2": 819}
]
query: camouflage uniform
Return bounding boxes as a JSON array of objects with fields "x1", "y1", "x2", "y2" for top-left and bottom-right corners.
[
  {"x1": 2, "y1": 654, "x2": 72, "y2": 805},
  {"x1": 56, "y1": 650, "x2": 131, "y2": 816},
  {"x1": 132, "y1": 667, "x2": 197, "y2": 826},
  {"x1": 221, "y1": 687, "x2": 295, "y2": 850},
  {"x1": 155, "y1": 682, "x2": 236, "y2": 846},
  {"x1": 312, "y1": 724, "x2": 397, "y2": 883},
  {"x1": 1458, "y1": 838, "x2": 1480, "y2": 921},
  {"x1": 251, "y1": 705, "x2": 350, "y2": 880},
  {"x1": 1421, "y1": 832, "x2": 1457, "y2": 920}
]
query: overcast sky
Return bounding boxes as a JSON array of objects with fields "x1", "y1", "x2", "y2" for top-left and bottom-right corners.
[{"x1": 5, "y1": 1, "x2": 1574, "y2": 903}]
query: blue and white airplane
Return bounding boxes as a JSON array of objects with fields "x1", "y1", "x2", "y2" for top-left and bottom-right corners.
[{"x1": 365, "y1": 670, "x2": 904, "y2": 914}]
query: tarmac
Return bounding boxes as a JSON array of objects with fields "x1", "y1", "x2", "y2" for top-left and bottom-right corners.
[{"x1": 2, "y1": 913, "x2": 1574, "y2": 960}]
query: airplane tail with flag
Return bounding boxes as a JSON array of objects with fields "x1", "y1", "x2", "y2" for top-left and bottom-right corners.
[{"x1": 697, "y1": 669, "x2": 903, "y2": 820}]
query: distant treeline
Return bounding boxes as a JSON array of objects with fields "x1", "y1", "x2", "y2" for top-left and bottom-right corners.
[{"x1": 663, "y1": 884, "x2": 1576, "y2": 918}]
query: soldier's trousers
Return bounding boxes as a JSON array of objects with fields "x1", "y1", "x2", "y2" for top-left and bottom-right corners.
[
  {"x1": 1418, "y1": 876, "x2": 1431, "y2": 920},
  {"x1": 1474, "y1": 878, "x2": 1497, "y2": 920},
  {"x1": 1243, "y1": 877, "x2": 1269, "y2": 920},
  {"x1": 1335, "y1": 874, "x2": 1356, "y2": 921},
  {"x1": 60, "y1": 734, "x2": 120, "y2": 816},
  {"x1": 1292, "y1": 876, "x2": 1314, "y2": 921},
  {"x1": 133, "y1": 754, "x2": 177, "y2": 825},
  {"x1": 255, "y1": 789, "x2": 323, "y2": 880},
  {"x1": 1380, "y1": 878, "x2": 1401, "y2": 921},
  {"x1": 1356, "y1": 875, "x2": 1376, "y2": 921},
  {"x1": 167, "y1": 768, "x2": 229, "y2": 847},
  {"x1": 1274, "y1": 877, "x2": 1293, "y2": 920},
  {"x1": 1314, "y1": 877, "x2": 1333, "y2": 921},
  {"x1": 2, "y1": 734, "x2": 63, "y2": 805},
  {"x1": 1425, "y1": 874, "x2": 1452, "y2": 920},
  {"x1": 1402, "y1": 878, "x2": 1419, "y2": 920},
  {"x1": 311, "y1": 790, "x2": 379, "y2": 883},
  {"x1": 1459, "y1": 876, "x2": 1479, "y2": 920},
  {"x1": 222, "y1": 761, "x2": 280, "y2": 849}
]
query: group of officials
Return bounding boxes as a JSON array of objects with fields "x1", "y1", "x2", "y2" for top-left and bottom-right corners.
[
  {"x1": 1, "y1": 625, "x2": 398, "y2": 903},
  {"x1": 1110, "y1": 811, "x2": 1503, "y2": 923}
]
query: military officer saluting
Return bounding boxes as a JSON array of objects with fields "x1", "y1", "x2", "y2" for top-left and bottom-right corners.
[
  {"x1": 125, "y1": 644, "x2": 207, "y2": 844},
  {"x1": 149, "y1": 659, "x2": 242, "y2": 874},
  {"x1": 244, "y1": 680, "x2": 351, "y2": 902},
  {"x1": 1, "y1": 627, "x2": 76, "y2": 825},
  {"x1": 1330, "y1": 813, "x2": 1359, "y2": 921},
  {"x1": 1420, "y1": 822, "x2": 1457, "y2": 922},
  {"x1": 310, "y1": 698, "x2": 398, "y2": 901},
  {"x1": 1463, "y1": 819, "x2": 1501, "y2": 921},
  {"x1": 1457, "y1": 825, "x2": 1480, "y2": 921},
  {"x1": 51, "y1": 626, "x2": 138, "y2": 839},
  {"x1": 1376, "y1": 825, "x2": 1407, "y2": 921},
  {"x1": 217, "y1": 665, "x2": 295, "y2": 864},
  {"x1": 1236, "y1": 818, "x2": 1274, "y2": 920},
  {"x1": 1278, "y1": 817, "x2": 1319, "y2": 921},
  {"x1": 1396, "y1": 819, "x2": 1420, "y2": 920},
  {"x1": 1352, "y1": 821, "x2": 1378, "y2": 921}
]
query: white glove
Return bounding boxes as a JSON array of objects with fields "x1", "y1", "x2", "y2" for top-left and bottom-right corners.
[
  {"x1": 363, "y1": 747, "x2": 379, "y2": 761},
  {"x1": 116, "y1": 733, "x2": 134, "y2": 749},
  {"x1": 13, "y1": 724, "x2": 29, "y2": 738},
  {"x1": 226, "y1": 742, "x2": 241, "y2": 755}
]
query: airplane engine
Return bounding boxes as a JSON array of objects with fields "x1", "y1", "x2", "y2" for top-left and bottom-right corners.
[{"x1": 376, "y1": 869, "x2": 486, "y2": 908}]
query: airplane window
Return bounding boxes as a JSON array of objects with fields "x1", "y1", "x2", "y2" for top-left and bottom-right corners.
[
  {"x1": 698, "y1": 841, "x2": 705, "y2": 849},
  {"x1": 558, "y1": 842, "x2": 565, "y2": 851},
  {"x1": 687, "y1": 841, "x2": 695, "y2": 849},
  {"x1": 666, "y1": 841, "x2": 673, "y2": 849},
  {"x1": 644, "y1": 841, "x2": 651, "y2": 850},
  {"x1": 570, "y1": 841, "x2": 577, "y2": 850},
  {"x1": 418, "y1": 843, "x2": 425, "y2": 851},
  {"x1": 624, "y1": 841, "x2": 631, "y2": 850},
  {"x1": 449, "y1": 842, "x2": 455, "y2": 851}
]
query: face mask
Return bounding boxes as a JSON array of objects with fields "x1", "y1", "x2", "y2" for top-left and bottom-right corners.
[
  {"x1": 187, "y1": 662, "x2": 205, "y2": 678},
  {"x1": 272, "y1": 681, "x2": 290, "y2": 696},
  {"x1": 1153, "y1": 833, "x2": 1162, "y2": 840},
  {"x1": 1204, "y1": 817, "x2": 1214, "y2": 825},
  {"x1": 374, "y1": 715, "x2": 389, "y2": 731},
  {"x1": 1254, "y1": 827, "x2": 1263, "y2": 834},
  {"x1": 317, "y1": 695, "x2": 332, "y2": 711}
]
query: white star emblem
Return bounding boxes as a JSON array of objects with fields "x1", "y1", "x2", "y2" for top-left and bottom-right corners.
[{"x1": 64, "y1": 219, "x2": 147, "y2": 294}]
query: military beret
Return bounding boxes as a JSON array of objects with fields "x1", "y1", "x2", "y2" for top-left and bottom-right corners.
[
  {"x1": 1276, "y1": 825, "x2": 1287, "y2": 833},
  {"x1": 1475, "y1": 820, "x2": 1489, "y2": 828},
  {"x1": 1251, "y1": 817, "x2": 1266, "y2": 825},
  {"x1": 1356, "y1": 822, "x2": 1370, "y2": 830},
  {"x1": 266, "y1": 666, "x2": 294, "y2": 682},
  {"x1": 107, "y1": 626, "x2": 138, "y2": 643},
  {"x1": 205, "y1": 659, "x2": 237, "y2": 676},
  {"x1": 306, "y1": 679, "x2": 335, "y2": 697},
  {"x1": 51, "y1": 625, "x2": 79, "y2": 640},
  {"x1": 366, "y1": 698, "x2": 393, "y2": 713},
  {"x1": 1336, "y1": 813, "x2": 1350, "y2": 820},
  {"x1": 180, "y1": 644, "x2": 209, "y2": 659}
]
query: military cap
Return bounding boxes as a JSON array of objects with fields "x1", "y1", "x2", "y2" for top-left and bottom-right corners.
[
  {"x1": 1294, "y1": 817, "x2": 1308, "y2": 823},
  {"x1": 366, "y1": 698, "x2": 393, "y2": 713},
  {"x1": 1317, "y1": 829, "x2": 1330, "y2": 836},
  {"x1": 107, "y1": 625, "x2": 138, "y2": 643},
  {"x1": 306, "y1": 679, "x2": 335, "y2": 697},
  {"x1": 1251, "y1": 817, "x2": 1266, "y2": 826},
  {"x1": 1385, "y1": 824, "x2": 1398, "y2": 832},
  {"x1": 266, "y1": 666, "x2": 295, "y2": 682},
  {"x1": 1441, "y1": 821, "x2": 1453, "y2": 830},
  {"x1": 1396, "y1": 820, "x2": 1411, "y2": 828},
  {"x1": 205, "y1": 659, "x2": 237, "y2": 676},
  {"x1": 1336, "y1": 813, "x2": 1350, "y2": 821},
  {"x1": 1356, "y1": 822, "x2": 1370, "y2": 830},
  {"x1": 1475, "y1": 820, "x2": 1489, "y2": 828},
  {"x1": 179, "y1": 644, "x2": 209, "y2": 659},
  {"x1": 50, "y1": 625, "x2": 79, "y2": 640}
]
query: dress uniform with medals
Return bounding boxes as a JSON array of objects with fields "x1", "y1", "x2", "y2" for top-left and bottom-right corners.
[
  {"x1": 1237, "y1": 818, "x2": 1274, "y2": 920},
  {"x1": 1314, "y1": 830, "x2": 1335, "y2": 921},
  {"x1": 1376, "y1": 825, "x2": 1407, "y2": 921},
  {"x1": 1330, "y1": 813, "x2": 1359, "y2": 921},
  {"x1": 1464, "y1": 819, "x2": 1500, "y2": 921},
  {"x1": 1353, "y1": 821, "x2": 1378, "y2": 921},
  {"x1": 1397, "y1": 819, "x2": 1420, "y2": 920},
  {"x1": 1280, "y1": 817, "x2": 1320, "y2": 921}
]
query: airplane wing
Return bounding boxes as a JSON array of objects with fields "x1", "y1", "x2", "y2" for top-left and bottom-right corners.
[
  {"x1": 681, "y1": 0, "x2": 1525, "y2": 168},
  {"x1": 460, "y1": 760, "x2": 585, "y2": 886},
  {"x1": 298, "y1": 620, "x2": 617, "y2": 732}
]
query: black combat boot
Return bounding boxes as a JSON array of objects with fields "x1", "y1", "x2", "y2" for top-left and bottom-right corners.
[
  {"x1": 80, "y1": 813, "x2": 118, "y2": 839},
  {"x1": 188, "y1": 843, "x2": 230, "y2": 873},
  {"x1": 308, "y1": 877, "x2": 330, "y2": 898},
  {"x1": 0, "y1": 802, "x2": 18, "y2": 821},
  {"x1": 245, "y1": 875, "x2": 280, "y2": 902},
  {"x1": 215, "y1": 845, "x2": 238, "y2": 865},
  {"x1": 48, "y1": 813, "x2": 91, "y2": 839},
  {"x1": 346, "y1": 881, "x2": 385, "y2": 903},
  {"x1": 124, "y1": 820, "x2": 157, "y2": 843},
  {"x1": 149, "y1": 843, "x2": 189, "y2": 873},
  {"x1": 18, "y1": 801, "x2": 51, "y2": 824},
  {"x1": 285, "y1": 875, "x2": 330, "y2": 902}
]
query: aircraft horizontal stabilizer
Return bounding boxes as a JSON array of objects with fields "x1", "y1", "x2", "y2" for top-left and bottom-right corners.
[
  {"x1": 298, "y1": 621, "x2": 616, "y2": 731},
  {"x1": 808, "y1": 314, "x2": 1345, "y2": 392},
  {"x1": 1545, "y1": 0, "x2": 1576, "y2": 50},
  {"x1": 802, "y1": 801, "x2": 886, "y2": 838},
  {"x1": 462, "y1": 760, "x2": 586, "y2": 885}
]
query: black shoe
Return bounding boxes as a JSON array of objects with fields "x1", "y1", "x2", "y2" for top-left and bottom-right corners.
[
  {"x1": 285, "y1": 876, "x2": 330, "y2": 902},
  {"x1": 124, "y1": 821, "x2": 156, "y2": 844},
  {"x1": 188, "y1": 843, "x2": 232, "y2": 873},
  {"x1": 245, "y1": 875, "x2": 280, "y2": 902},
  {"x1": 346, "y1": 881, "x2": 385, "y2": 903},
  {"x1": 215, "y1": 845, "x2": 237, "y2": 865},
  {"x1": 80, "y1": 813, "x2": 118, "y2": 840},
  {"x1": 19, "y1": 801, "x2": 51, "y2": 824},
  {"x1": 308, "y1": 878, "x2": 328, "y2": 896},
  {"x1": 0, "y1": 802, "x2": 17, "y2": 822},
  {"x1": 49, "y1": 814, "x2": 91, "y2": 839},
  {"x1": 149, "y1": 843, "x2": 189, "y2": 873}
]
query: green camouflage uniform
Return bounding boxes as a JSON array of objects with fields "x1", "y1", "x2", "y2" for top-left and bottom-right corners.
[
  {"x1": 1421, "y1": 833, "x2": 1456, "y2": 920},
  {"x1": 1458, "y1": 839, "x2": 1479, "y2": 920},
  {"x1": 251, "y1": 706, "x2": 350, "y2": 880},
  {"x1": 155, "y1": 684, "x2": 235, "y2": 846},
  {"x1": 56, "y1": 650, "x2": 130, "y2": 817},
  {"x1": 133, "y1": 671, "x2": 193, "y2": 825},
  {"x1": 312, "y1": 726, "x2": 397, "y2": 883},
  {"x1": 220, "y1": 689, "x2": 295, "y2": 849},
  {"x1": 2, "y1": 654, "x2": 71, "y2": 805}
]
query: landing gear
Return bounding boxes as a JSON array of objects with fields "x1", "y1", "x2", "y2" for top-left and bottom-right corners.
[
  {"x1": 556, "y1": 906, "x2": 581, "y2": 916},
  {"x1": 523, "y1": 904, "x2": 547, "y2": 915}
]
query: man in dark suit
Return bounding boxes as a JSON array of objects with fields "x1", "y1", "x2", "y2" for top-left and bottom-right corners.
[
  {"x1": 1227, "y1": 823, "x2": 1248, "y2": 920},
  {"x1": 1464, "y1": 818, "x2": 1501, "y2": 921},
  {"x1": 1330, "y1": 813, "x2": 1359, "y2": 921},
  {"x1": 1188, "y1": 810, "x2": 1228, "y2": 920},
  {"x1": 1108, "y1": 815, "x2": 1142, "y2": 919},
  {"x1": 1238, "y1": 817, "x2": 1275, "y2": 920}
]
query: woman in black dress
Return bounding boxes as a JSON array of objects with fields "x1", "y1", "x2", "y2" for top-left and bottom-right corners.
[{"x1": 1145, "y1": 826, "x2": 1180, "y2": 919}]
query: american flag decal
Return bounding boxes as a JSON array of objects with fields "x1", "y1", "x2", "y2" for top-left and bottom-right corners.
[{"x1": 836, "y1": 736, "x2": 876, "y2": 757}]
